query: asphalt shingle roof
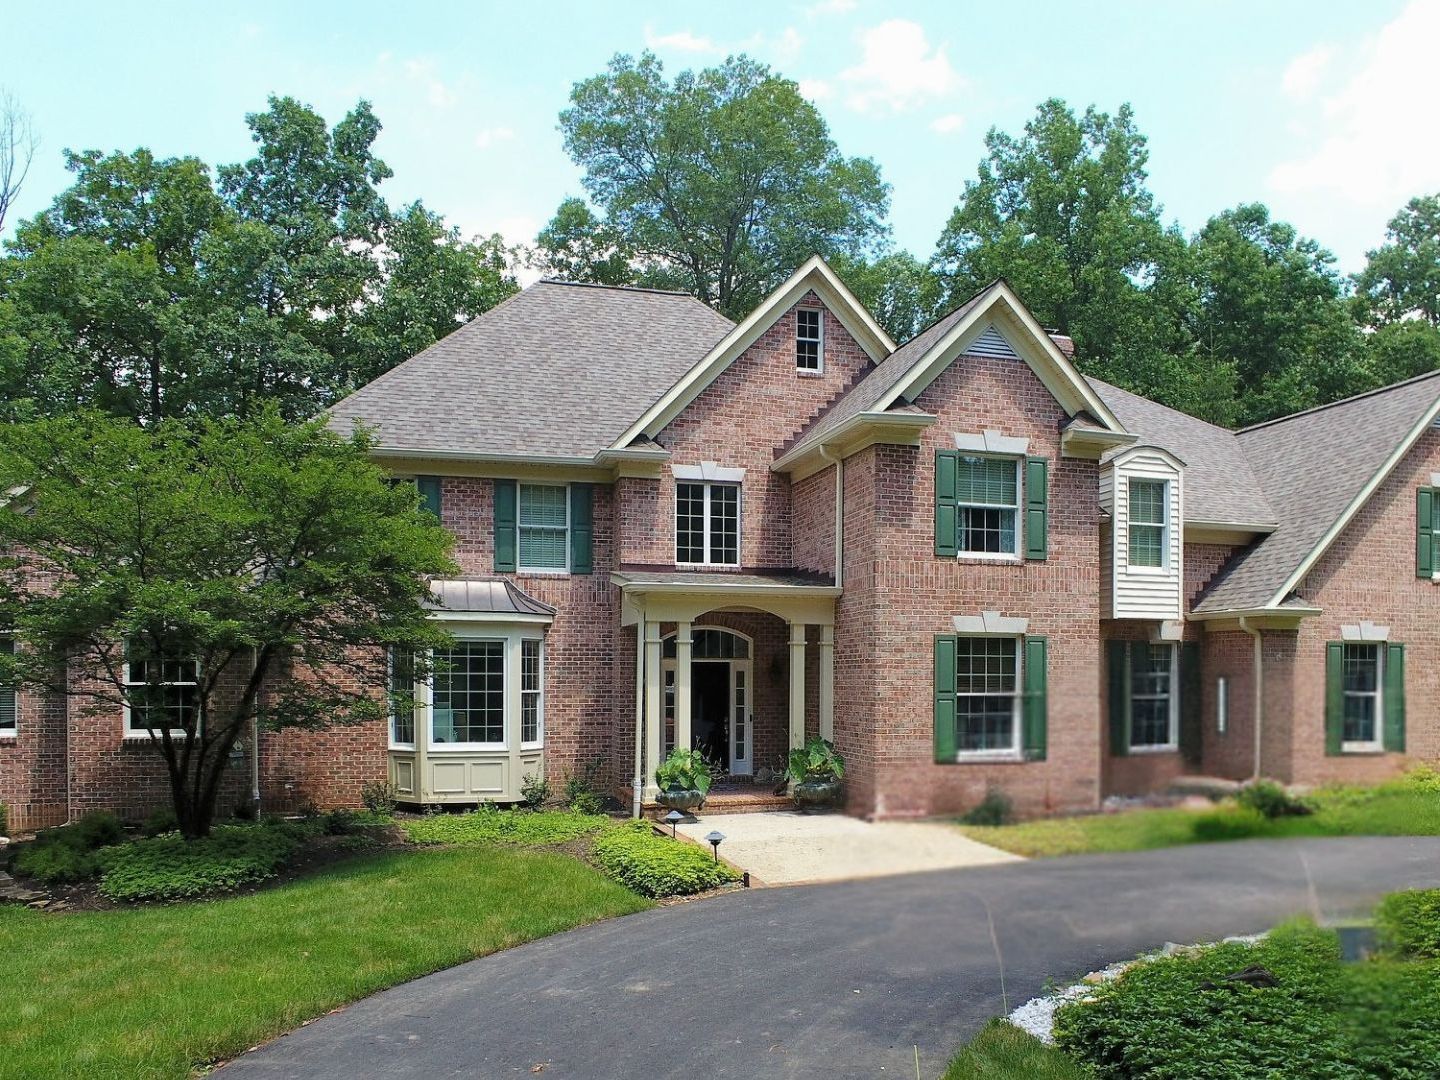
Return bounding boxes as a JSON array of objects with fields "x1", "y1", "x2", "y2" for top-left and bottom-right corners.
[{"x1": 328, "y1": 281, "x2": 734, "y2": 460}]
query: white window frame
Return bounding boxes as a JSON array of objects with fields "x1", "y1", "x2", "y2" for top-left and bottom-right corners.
[
  {"x1": 1127, "y1": 478, "x2": 1169, "y2": 571},
  {"x1": 517, "y1": 482, "x2": 570, "y2": 574},
  {"x1": 1216, "y1": 676, "x2": 1228, "y2": 735},
  {"x1": 675, "y1": 480, "x2": 741, "y2": 568},
  {"x1": 0, "y1": 635, "x2": 15, "y2": 739},
  {"x1": 122, "y1": 646, "x2": 199, "y2": 739},
  {"x1": 387, "y1": 647, "x2": 415, "y2": 750},
  {"x1": 954, "y1": 454, "x2": 1023, "y2": 561},
  {"x1": 796, "y1": 308, "x2": 824, "y2": 373},
  {"x1": 953, "y1": 634, "x2": 1023, "y2": 761},
  {"x1": 1127, "y1": 643, "x2": 1179, "y2": 753},
  {"x1": 427, "y1": 637, "x2": 510, "y2": 752},
  {"x1": 520, "y1": 637, "x2": 545, "y2": 749},
  {"x1": 1341, "y1": 643, "x2": 1385, "y2": 753}
]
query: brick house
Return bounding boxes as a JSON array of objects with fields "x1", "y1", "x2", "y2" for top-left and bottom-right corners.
[{"x1": 3, "y1": 257, "x2": 1438, "y2": 829}]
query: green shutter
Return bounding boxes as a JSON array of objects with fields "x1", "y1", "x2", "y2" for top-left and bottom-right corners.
[
  {"x1": 493, "y1": 479, "x2": 518, "y2": 573},
  {"x1": 1107, "y1": 640, "x2": 1130, "y2": 756},
  {"x1": 1384, "y1": 642, "x2": 1406, "y2": 753},
  {"x1": 416, "y1": 476, "x2": 442, "y2": 519},
  {"x1": 569, "y1": 483, "x2": 594, "y2": 575},
  {"x1": 1024, "y1": 457, "x2": 1049, "y2": 561},
  {"x1": 1418, "y1": 489, "x2": 1434, "y2": 579},
  {"x1": 935, "y1": 451, "x2": 958, "y2": 557},
  {"x1": 1022, "y1": 636, "x2": 1048, "y2": 761},
  {"x1": 1179, "y1": 642, "x2": 1202, "y2": 767},
  {"x1": 933, "y1": 635, "x2": 958, "y2": 763},
  {"x1": 1325, "y1": 642, "x2": 1344, "y2": 756}
]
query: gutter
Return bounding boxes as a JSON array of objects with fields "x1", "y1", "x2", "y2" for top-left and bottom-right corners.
[{"x1": 1238, "y1": 616, "x2": 1264, "y2": 780}]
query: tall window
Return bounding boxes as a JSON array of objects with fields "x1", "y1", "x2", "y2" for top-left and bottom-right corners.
[
  {"x1": 518, "y1": 484, "x2": 569, "y2": 571},
  {"x1": 124, "y1": 643, "x2": 199, "y2": 733},
  {"x1": 0, "y1": 636, "x2": 15, "y2": 735},
  {"x1": 431, "y1": 640, "x2": 505, "y2": 746},
  {"x1": 676, "y1": 482, "x2": 739, "y2": 566},
  {"x1": 956, "y1": 456, "x2": 1019, "y2": 555},
  {"x1": 796, "y1": 309, "x2": 823, "y2": 371},
  {"x1": 954, "y1": 637, "x2": 1020, "y2": 753},
  {"x1": 1342, "y1": 644, "x2": 1382, "y2": 748},
  {"x1": 1128, "y1": 479, "x2": 1167, "y2": 567},
  {"x1": 521, "y1": 639, "x2": 543, "y2": 745},
  {"x1": 387, "y1": 647, "x2": 415, "y2": 747},
  {"x1": 1129, "y1": 643, "x2": 1176, "y2": 749}
]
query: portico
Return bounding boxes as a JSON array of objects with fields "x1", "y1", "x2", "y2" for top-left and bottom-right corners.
[{"x1": 612, "y1": 571, "x2": 839, "y2": 804}]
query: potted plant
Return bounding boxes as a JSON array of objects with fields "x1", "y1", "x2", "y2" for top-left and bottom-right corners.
[
  {"x1": 787, "y1": 737, "x2": 845, "y2": 812},
  {"x1": 654, "y1": 748, "x2": 713, "y2": 814}
]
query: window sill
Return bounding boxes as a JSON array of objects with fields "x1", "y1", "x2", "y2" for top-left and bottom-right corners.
[
  {"x1": 520, "y1": 742, "x2": 544, "y2": 752},
  {"x1": 953, "y1": 751, "x2": 1024, "y2": 764},
  {"x1": 516, "y1": 570, "x2": 570, "y2": 578},
  {"x1": 955, "y1": 553, "x2": 1022, "y2": 564},
  {"x1": 0, "y1": 733, "x2": 16, "y2": 741},
  {"x1": 428, "y1": 744, "x2": 508, "y2": 754},
  {"x1": 388, "y1": 744, "x2": 416, "y2": 753},
  {"x1": 674, "y1": 563, "x2": 743, "y2": 571},
  {"x1": 1340, "y1": 744, "x2": 1387, "y2": 755},
  {"x1": 795, "y1": 368, "x2": 825, "y2": 378},
  {"x1": 122, "y1": 731, "x2": 190, "y2": 742},
  {"x1": 1127, "y1": 743, "x2": 1179, "y2": 755}
]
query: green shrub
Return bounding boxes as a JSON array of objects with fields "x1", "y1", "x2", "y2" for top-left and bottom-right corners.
[
  {"x1": 786, "y1": 736, "x2": 845, "y2": 782},
  {"x1": 655, "y1": 748, "x2": 714, "y2": 795},
  {"x1": 960, "y1": 789, "x2": 1015, "y2": 827},
  {"x1": 1190, "y1": 807, "x2": 1269, "y2": 842},
  {"x1": 1375, "y1": 889, "x2": 1440, "y2": 959},
  {"x1": 519, "y1": 772, "x2": 551, "y2": 811},
  {"x1": 360, "y1": 781, "x2": 397, "y2": 816},
  {"x1": 592, "y1": 821, "x2": 739, "y2": 898},
  {"x1": 71, "y1": 810, "x2": 125, "y2": 849},
  {"x1": 142, "y1": 806, "x2": 179, "y2": 836},
  {"x1": 97, "y1": 822, "x2": 303, "y2": 902},
  {"x1": 1237, "y1": 780, "x2": 1313, "y2": 819},
  {"x1": 0, "y1": 800, "x2": 8, "y2": 837},
  {"x1": 564, "y1": 760, "x2": 607, "y2": 815},
  {"x1": 401, "y1": 807, "x2": 609, "y2": 847},
  {"x1": 14, "y1": 841, "x2": 102, "y2": 884}
]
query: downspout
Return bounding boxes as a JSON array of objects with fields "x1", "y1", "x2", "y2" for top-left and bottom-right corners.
[
  {"x1": 1239, "y1": 617, "x2": 1264, "y2": 780},
  {"x1": 818, "y1": 445, "x2": 843, "y2": 588},
  {"x1": 631, "y1": 616, "x2": 644, "y2": 819},
  {"x1": 251, "y1": 647, "x2": 262, "y2": 818}
]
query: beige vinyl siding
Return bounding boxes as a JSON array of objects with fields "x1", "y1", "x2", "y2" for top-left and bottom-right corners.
[{"x1": 1110, "y1": 451, "x2": 1184, "y2": 620}]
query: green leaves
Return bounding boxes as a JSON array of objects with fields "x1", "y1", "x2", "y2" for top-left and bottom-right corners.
[{"x1": 592, "y1": 821, "x2": 739, "y2": 898}]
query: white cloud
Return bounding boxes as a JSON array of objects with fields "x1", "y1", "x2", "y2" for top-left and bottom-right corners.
[
  {"x1": 643, "y1": 26, "x2": 722, "y2": 54},
  {"x1": 840, "y1": 20, "x2": 964, "y2": 113},
  {"x1": 798, "y1": 78, "x2": 833, "y2": 102},
  {"x1": 1269, "y1": 1, "x2": 1440, "y2": 212},
  {"x1": 772, "y1": 27, "x2": 805, "y2": 63},
  {"x1": 403, "y1": 59, "x2": 458, "y2": 109},
  {"x1": 473, "y1": 127, "x2": 515, "y2": 150},
  {"x1": 807, "y1": 0, "x2": 857, "y2": 15},
  {"x1": 1280, "y1": 44, "x2": 1335, "y2": 101},
  {"x1": 930, "y1": 113, "x2": 964, "y2": 135}
]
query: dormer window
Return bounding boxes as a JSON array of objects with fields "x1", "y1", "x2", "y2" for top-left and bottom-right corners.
[
  {"x1": 796, "y1": 309, "x2": 823, "y2": 372},
  {"x1": 1128, "y1": 479, "x2": 1167, "y2": 568}
]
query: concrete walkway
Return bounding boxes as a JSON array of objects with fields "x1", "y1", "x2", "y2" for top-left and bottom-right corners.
[{"x1": 675, "y1": 811, "x2": 1021, "y2": 884}]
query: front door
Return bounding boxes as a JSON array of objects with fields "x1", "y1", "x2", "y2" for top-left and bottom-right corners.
[
  {"x1": 691, "y1": 663, "x2": 729, "y2": 767},
  {"x1": 660, "y1": 628, "x2": 755, "y2": 777}
]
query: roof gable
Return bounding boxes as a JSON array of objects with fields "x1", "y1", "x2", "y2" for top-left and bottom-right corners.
[{"x1": 612, "y1": 256, "x2": 897, "y2": 448}]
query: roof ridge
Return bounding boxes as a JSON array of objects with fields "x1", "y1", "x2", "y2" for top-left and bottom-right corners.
[
  {"x1": 537, "y1": 278, "x2": 697, "y2": 298},
  {"x1": 1237, "y1": 369, "x2": 1440, "y2": 434}
]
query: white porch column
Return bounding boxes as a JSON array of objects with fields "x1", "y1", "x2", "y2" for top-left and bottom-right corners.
[
  {"x1": 819, "y1": 624, "x2": 835, "y2": 742},
  {"x1": 643, "y1": 620, "x2": 662, "y2": 801},
  {"x1": 788, "y1": 622, "x2": 807, "y2": 750},
  {"x1": 674, "y1": 620, "x2": 693, "y2": 754}
]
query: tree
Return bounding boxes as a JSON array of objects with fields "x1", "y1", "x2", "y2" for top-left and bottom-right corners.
[
  {"x1": 1187, "y1": 204, "x2": 1367, "y2": 425},
  {"x1": 0, "y1": 89, "x2": 37, "y2": 234},
  {"x1": 532, "y1": 196, "x2": 636, "y2": 286},
  {"x1": 930, "y1": 99, "x2": 1210, "y2": 415},
  {"x1": 0, "y1": 410, "x2": 456, "y2": 837},
  {"x1": 1354, "y1": 194, "x2": 1440, "y2": 329},
  {"x1": 555, "y1": 51, "x2": 890, "y2": 318},
  {"x1": 829, "y1": 250, "x2": 940, "y2": 343}
]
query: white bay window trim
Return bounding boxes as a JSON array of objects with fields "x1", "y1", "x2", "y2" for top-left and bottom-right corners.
[{"x1": 414, "y1": 628, "x2": 547, "y2": 754}]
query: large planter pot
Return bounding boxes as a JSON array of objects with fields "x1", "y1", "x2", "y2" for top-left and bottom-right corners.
[
  {"x1": 656, "y1": 787, "x2": 705, "y2": 814},
  {"x1": 793, "y1": 776, "x2": 842, "y2": 813}
]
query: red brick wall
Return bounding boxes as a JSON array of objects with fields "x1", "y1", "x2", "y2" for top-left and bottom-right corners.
[
  {"x1": 0, "y1": 685, "x2": 69, "y2": 832},
  {"x1": 791, "y1": 465, "x2": 837, "y2": 578},
  {"x1": 839, "y1": 352, "x2": 1104, "y2": 819}
]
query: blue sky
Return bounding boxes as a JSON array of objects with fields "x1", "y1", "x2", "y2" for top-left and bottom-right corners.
[{"x1": 6, "y1": 0, "x2": 1437, "y2": 278}]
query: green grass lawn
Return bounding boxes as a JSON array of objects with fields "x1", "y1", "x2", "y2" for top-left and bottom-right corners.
[
  {"x1": 958, "y1": 785, "x2": 1440, "y2": 857},
  {"x1": 942, "y1": 1020, "x2": 1087, "y2": 1080},
  {"x1": 0, "y1": 846, "x2": 649, "y2": 1080}
]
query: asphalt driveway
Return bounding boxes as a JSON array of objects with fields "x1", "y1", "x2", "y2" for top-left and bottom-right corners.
[{"x1": 221, "y1": 836, "x2": 1440, "y2": 1080}]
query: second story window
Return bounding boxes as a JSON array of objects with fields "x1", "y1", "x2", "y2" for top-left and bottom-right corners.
[
  {"x1": 796, "y1": 309, "x2": 823, "y2": 372},
  {"x1": 676, "y1": 482, "x2": 739, "y2": 566},
  {"x1": 956, "y1": 455, "x2": 1019, "y2": 556},
  {"x1": 518, "y1": 484, "x2": 569, "y2": 572},
  {"x1": 1128, "y1": 479, "x2": 1167, "y2": 568}
]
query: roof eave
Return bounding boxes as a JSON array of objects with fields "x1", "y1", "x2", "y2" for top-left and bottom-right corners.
[{"x1": 772, "y1": 410, "x2": 938, "y2": 478}]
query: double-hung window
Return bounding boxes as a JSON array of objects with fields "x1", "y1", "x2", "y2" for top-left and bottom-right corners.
[
  {"x1": 124, "y1": 643, "x2": 199, "y2": 734},
  {"x1": 1341, "y1": 643, "x2": 1383, "y2": 750},
  {"x1": 1128, "y1": 479, "x2": 1167, "y2": 568},
  {"x1": 430, "y1": 640, "x2": 506, "y2": 747},
  {"x1": 521, "y1": 638, "x2": 543, "y2": 746},
  {"x1": 0, "y1": 636, "x2": 15, "y2": 736},
  {"x1": 956, "y1": 455, "x2": 1019, "y2": 556},
  {"x1": 387, "y1": 647, "x2": 415, "y2": 747},
  {"x1": 1128, "y1": 643, "x2": 1176, "y2": 750},
  {"x1": 676, "y1": 482, "x2": 739, "y2": 566},
  {"x1": 518, "y1": 484, "x2": 569, "y2": 571},
  {"x1": 954, "y1": 637, "x2": 1020, "y2": 754},
  {"x1": 796, "y1": 309, "x2": 823, "y2": 371}
]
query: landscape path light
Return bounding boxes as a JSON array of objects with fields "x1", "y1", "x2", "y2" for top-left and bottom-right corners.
[{"x1": 704, "y1": 830, "x2": 725, "y2": 863}]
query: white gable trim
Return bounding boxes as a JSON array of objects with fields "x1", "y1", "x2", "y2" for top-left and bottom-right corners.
[
  {"x1": 1267, "y1": 389, "x2": 1440, "y2": 608},
  {"x1": 878, "y1": 284, "x2": 1124, "y2": 433},
  {"x1": 610, "y1": 256, "x2": 898, "y2": 449}
]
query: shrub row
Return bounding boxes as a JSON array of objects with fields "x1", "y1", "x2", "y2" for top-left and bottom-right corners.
[
  {"x1": 592, "y1": 821, "x2": 739, "y2": 898},
  {"x1": 12, "y1": 810, "x2": 126, "y2": 883},
  {"x1": 401, "y1": 807, "x2": 610, "y2": 847},
  {"x1": 1376, "y1": 888, "x2": 1440, "y2": 960},
  {"x1": 97, "y1": 822, "x2": 305, "y2": 902}
]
